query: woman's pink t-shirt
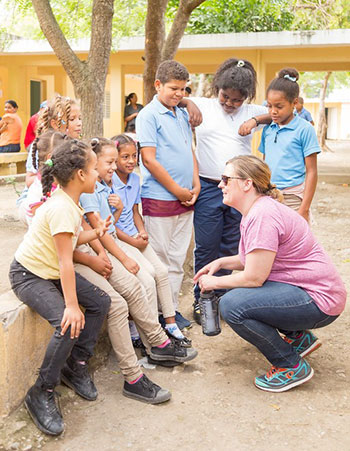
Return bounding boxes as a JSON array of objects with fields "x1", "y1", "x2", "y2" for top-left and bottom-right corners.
[{"x1": 239, "y1": 196, "x2": 346, "y2": 316}]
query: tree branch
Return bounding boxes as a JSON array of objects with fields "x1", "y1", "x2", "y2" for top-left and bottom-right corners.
[
  {"x1": 31, "y1": 0, "x2": 83, "y2": 86},
  {"x1": 161, "y1": 0, "x2": 206, "y2": 61}
]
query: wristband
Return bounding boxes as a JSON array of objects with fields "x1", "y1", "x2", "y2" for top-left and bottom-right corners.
[{"x1": 251, "y1": 117, "x2": 260, "y2": 127}]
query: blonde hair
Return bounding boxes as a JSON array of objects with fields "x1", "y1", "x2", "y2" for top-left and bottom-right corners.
[
  {"x1": 36, "y1": 94, "x2": 78, "y2": 137},
  {"x1": 227, "y1": 155, "x2": 284, "y2": 202}
]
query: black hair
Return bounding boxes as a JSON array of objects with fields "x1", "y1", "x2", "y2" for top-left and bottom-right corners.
[
  {"x1": 125, "y1": 93, "x2": 136, "y2": 105},
  {"x1": 111, "y1": 134, "x2": 136, "y2": 152},
  {"x1": 156, "y1": 60, "x2": 189, "y2": 84},
  {"x1": 212, "y1": 58, "x2": 257, "y2": 102},
  {"x1": 5, "y1": 100, "x2": 18, "y2": 109},
  {"x1": 90, "y1": 137, "x2": 115, "y2": 156},
  {"x1": 266, "y1": 68, "x2": 300, "y2": 102},
  {"x1": 31, "y1": 130, "x2": 68, "y2": 171},
  {"x1": 185, "y1": 86, "x2": 192, "y2": 94},
  {"x1": 41, "y1": 139, "x2": 91, "y2": 197}
]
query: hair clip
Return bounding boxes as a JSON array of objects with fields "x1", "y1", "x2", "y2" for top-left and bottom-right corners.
[
  {"x1": 45, "y1": 159, "x2": 53, "y2": 167},
  {"x1": 237, "y1": 60, "x2": 245, "y2": 67},
  {"x1": 91, "y1": 137, "x2": 99, "y2": 145},
  {"x1": 115, "y1": 140, "x2": 119, "y2": 148},
  {"x1": 284, "y1": 74, "x2": 297, "y2": 82}
]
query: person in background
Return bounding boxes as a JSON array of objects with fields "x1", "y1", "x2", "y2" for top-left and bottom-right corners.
[
  {"x1": 184, "y1": 86, "x2": 192, "y2": 97},
  {"x1": 24, "y1": 101, "x2": 47, "y2": 150},
  {"x1": 124, "y1": 93, "x2": 143, "y2": 133},
  {"x1": 295, "y1": 97, "x2": 315, "y2": 125},
  {"x1": 0, "y1": 100, "x2": 22, "y2": 153}
]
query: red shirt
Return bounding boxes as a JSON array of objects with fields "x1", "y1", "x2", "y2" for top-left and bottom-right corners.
[{"x1": 24, "y1": 114, "x2": 39, "y2": 148}]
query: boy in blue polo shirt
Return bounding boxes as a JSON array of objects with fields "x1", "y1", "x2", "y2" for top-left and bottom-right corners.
[
  {"x1": 295, "y1": 97, "x2": 315, "y2": 125},
  {"x1": 136, "y1": 60, "x2": 200, "y2": 328}
]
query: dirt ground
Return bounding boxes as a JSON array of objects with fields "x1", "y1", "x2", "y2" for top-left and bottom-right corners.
[{"x1": 0, "y1": 146, "x2": 349, "y2": 451}]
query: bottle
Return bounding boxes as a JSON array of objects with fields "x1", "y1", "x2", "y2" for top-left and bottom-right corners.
[{"x1": 198, "y1": 291, "x2": 221, "y2": 336}]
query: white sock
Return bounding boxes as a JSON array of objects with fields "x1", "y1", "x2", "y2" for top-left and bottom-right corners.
[
  {"x1": 165, "y1": 323, "x2": 185, "y2": 340},
  {"x1": 129, "y1": 320, "x2": 140, "y2": 339}
]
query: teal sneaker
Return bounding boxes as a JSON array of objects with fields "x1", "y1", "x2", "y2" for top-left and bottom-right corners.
[
  {"x1": 284, "y1": 330, "x2": 321, "y2": 357},
  {"x1": 255, "y1": 359, "x2": 314, "y2": 393}
]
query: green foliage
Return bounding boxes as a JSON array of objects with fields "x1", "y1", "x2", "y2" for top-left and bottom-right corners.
[
  {"x1": 167, "y1": 0, "x2": 294, "y2": 33},
  {"x1": 299, "y1": 71, "x2": 350, "y2": 98},
  {"x1": 291, "y1": 0, "x2": 350, "y2": 30}
]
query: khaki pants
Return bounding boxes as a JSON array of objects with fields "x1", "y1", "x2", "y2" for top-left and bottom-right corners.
[
  {"x1": 144, "y1": 211, "x2": 194, "y2": 310},
  {"x1": 74, "y1": 247, "x2": 168, "y2": 382},
  {"x1": 282, "y1": 193, "x2": 302, "y2": 211},
  {"x1": 118, "y1": 238, "x2": 175, "y2": 318}
]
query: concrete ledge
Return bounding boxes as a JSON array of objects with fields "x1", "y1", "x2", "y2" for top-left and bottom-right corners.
[
  {"x1": 0, "y1": 290, "x2": 111, "y2": 416},
  {"x1": 0, "y1": 290, "x2": 52, "y2": 416},
  {"x1": 0, "y1": 153, "x2": 28, "y2": 176}
]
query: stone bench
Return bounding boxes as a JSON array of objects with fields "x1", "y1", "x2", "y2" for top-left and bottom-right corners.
[
  {"x1": 0, "y1": 152, "x2": 28, "y2": 176},
  {"x1": 0, "y1": 290, "x2": 110, "y2": 416}
]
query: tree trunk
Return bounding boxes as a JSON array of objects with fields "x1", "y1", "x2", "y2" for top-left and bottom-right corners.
[
  {"x1": 143, "y1": 0, "x2": 205, "y2": 104},
  {"x1": 31, "y1": 0, "x2": 114, "y2": 137},
  {"x1": 317, "y1": 71, "x2": 332, "y2": 152}
]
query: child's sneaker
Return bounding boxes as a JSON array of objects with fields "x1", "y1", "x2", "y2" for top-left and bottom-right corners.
[
  {"x1": 284, "y1": 330, "x2": 321, "y2": 357},
  {"x1": 150, "y1": 338, "x2": 198, "y2": 363},
  {"x1": 255, "y1": 358, "x2": 314, "y2": 393},
  {"x1": 123, "y1": 374, "x2": 171, "y2": 404}
]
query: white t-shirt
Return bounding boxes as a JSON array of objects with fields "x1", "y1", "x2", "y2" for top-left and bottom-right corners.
[{"x1": 191, "y1": 97, "x2": 267, "y2": 180}]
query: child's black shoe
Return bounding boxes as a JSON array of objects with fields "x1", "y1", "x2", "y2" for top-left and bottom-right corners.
[
  {"x1": 61, "y1": 357, "x2": 97, "y2": 401},
  {"x1": 123, "y1": 374, "x2": 171, "y2": 404}
]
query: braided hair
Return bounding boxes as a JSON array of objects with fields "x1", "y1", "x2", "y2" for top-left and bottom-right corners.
[
  {"x1": 41, "y1": 139, "x2": 91, "y2": 197},
  {"x1": 36, "y1": 94, "x2": 76, "y2": 137},
  {"x1": 212, "y1": 58, "x2": 257, "y2": 102},
  {"x1": 31, "y1": 130, "x2": 68, "y2": 172}
]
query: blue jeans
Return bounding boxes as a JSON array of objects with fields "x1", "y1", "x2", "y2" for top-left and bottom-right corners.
[
  {"x1": 0, "y1": 143, "x2": 20, "y2": 153},
  {"x1": 220, "y1": 280, "x2": 338, "y2": 368},
  {"x1": 9, "y1": 259, "x2": 111, "y2": 388},
  {"x1": 194, "y1": 177, "x2": 241, "y2": 301}
]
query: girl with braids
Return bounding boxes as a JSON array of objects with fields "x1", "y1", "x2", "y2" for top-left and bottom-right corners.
[
  {"x1": 194, "y1": 155, "x2": 346, "y2": 393},
  {"x1": 180, "y1": 58, "x2": 271, "y2": 323},
  {"x1": 259, "y1": 68, "x2": 320, "y2": 222},
  {"x1": 9, "y1": 140, "x2": 112, "y2": 436},
  {"x1": 25, "y1": 94, "x2": 82, "y2": 188},
  {"x1": 110, "y1": 134, "x2": 192, "y2": 345}
]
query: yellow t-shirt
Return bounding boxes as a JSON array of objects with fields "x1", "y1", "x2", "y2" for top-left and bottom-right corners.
[{"x1": 15, "y1": 188, "x2": 84, "y2": 280}]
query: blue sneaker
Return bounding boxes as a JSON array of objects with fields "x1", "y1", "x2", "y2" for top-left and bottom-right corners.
[
  {"x1": 283, "y1": 330, "x2": 321, "y2": 358},
  {"x1": 255, "y1": 359, "x2": 314, "y2": 393},
  {"x1": 175, "y1": 311, "x2": 191, "y2": 330}
]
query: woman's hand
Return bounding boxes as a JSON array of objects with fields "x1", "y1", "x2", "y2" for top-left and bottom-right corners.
[
  {"x1": 89, "y1": 254, "x2": 113, "y2": 279},
  {"x1": 61, "y1": 305, "x2": 85, "y2": 339},
  {"x1": 108, "y1": 194, "x2": 123, "y2": 211},
  {"x1": 93, "y1": 212, "x2": 112, "y2": 237},
  {"x1": 197, "y1": 274, "x2": 218, "y2": 293},
  {"x1": 122, "y1": 256, "x2": 140, "y2": 274},
  {"x1": 193, "y1": 260, "x2": 223, "y2": 283}
]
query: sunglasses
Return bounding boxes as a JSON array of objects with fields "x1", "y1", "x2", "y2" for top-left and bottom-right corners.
[{"x1": 221, "y1": 175, "x2": 245, "y2": 186}]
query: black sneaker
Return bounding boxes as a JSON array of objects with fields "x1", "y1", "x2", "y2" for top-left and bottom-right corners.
[
  {"x1": 193, "y1": 300, "x2": 201, "y2": 325},
  {"x1": 123, "y1": 374, "x2": 171, "y2": 404},
  {"x1": 24, "y1": 383, "x2": 64, "y2": 436},
  {"x1": 61, "y1": 357, "x2": 97, "y2": 401},
  {"x1": 147, "y1": 356, "x2": 182, "y2": 367},
  {"x1": 150, "y1": 338, "x2": 198, "y2": 363}
]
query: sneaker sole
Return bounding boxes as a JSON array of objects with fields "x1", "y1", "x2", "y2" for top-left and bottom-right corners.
[
  {"x1": 122, "y1": 388, "x2": 171, "y2": 404},
  {"x1": 60, "y1": 373, "x2": 97, "y2": 401},
  {"x1": 300, "y1": 341, "x2": 322, "y2": 358},
  {"x1": 147, "y1": 356, "x2": 183, "y2": 367},
  {"x1": 24, "y1": 399, "x2": 64, "y2": 436},
  {"x1": 149, "y1": 348, "x2": 198, "y2": 363},
  {"x1": 254, "y1": 367, "x2": 314, "y2": 393}
]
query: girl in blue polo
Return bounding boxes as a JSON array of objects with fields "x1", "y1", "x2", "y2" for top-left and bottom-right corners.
[{"x1": 259, "y1": 68, "x2": 321, "y2": 223}]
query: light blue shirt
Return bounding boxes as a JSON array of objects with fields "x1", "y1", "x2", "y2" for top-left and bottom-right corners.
[
  {"x1": 111, "y1": 172, "x2": 140, "y2": 236},
  {"x1": 79, "y1": 180, "x2": 115, "y2": 234},
  {"x1": 297, "y1": 107, "x2": 313, "y2": 123},
  {"x1": 259, "y1": 115, "x2": 321, "y2": 189},
  {"x1": 136, "y1": 95, "x2": 193, "y2": 201}
]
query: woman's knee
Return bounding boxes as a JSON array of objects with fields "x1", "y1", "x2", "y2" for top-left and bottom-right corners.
[{"x1": 219, "y1": 290, "x2": 246, "y2": 325}]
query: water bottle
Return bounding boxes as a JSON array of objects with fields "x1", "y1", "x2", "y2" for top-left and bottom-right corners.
[{"x1": 198, "y1": 291, "x2": 221, "y2": 336}]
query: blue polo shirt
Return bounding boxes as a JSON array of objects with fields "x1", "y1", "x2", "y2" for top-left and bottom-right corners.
[
  {"x1": 259, "y1": 115, "x2": 321, "y2": 189},
  {"x1": 136, "y1": 95, "x2": 193, "y2": 201},
  {"x1": 297, "y1": 107, "x2": 313, "y2": 123},
  {"x1": 111, "y1": 172, "x2": 140, "y2": 236},
  {"x1": 79, "y1": 180, "x2": 116, "y2": 234}
]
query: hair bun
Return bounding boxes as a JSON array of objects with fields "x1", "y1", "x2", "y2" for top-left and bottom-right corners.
[{"x1": 277, "y1": 68, "x2": 299, "y2": 82}]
